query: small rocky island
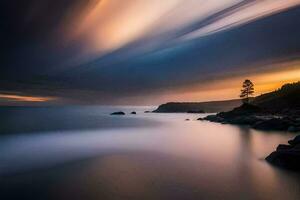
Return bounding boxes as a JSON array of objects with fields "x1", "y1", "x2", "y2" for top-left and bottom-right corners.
[{"x1": 110, "y1": 111, "x2": 125, "y2": 115}]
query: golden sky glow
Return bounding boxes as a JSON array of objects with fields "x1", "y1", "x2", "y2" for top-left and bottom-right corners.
[
  {"x1": 70, "y1": 0, "x2": 182, "y2": 53},
  {"x1": 148, "y1": 60, "x2": 300, "y2": 103},
  {"x1": 59, "y1": 0, "x2": 300, "y2": 104},
  {"x1": 65, "y1": 0, "x2": 300, "y2": 56},
  {"x1": 0, "y1": 94, "x2": 54, "y2": 102}
]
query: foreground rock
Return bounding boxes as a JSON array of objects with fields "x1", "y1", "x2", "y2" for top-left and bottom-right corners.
[
  {"x1": 266, "y1": 135, "x2": 300, "y2": 170},
  {"x1": 110, "y1": 111, "x2": 125, "y2": 115}
]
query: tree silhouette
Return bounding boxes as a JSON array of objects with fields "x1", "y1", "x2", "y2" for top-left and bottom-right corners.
[{"x1": 240, "y1": 79, "x2": 254, "y2": 103}]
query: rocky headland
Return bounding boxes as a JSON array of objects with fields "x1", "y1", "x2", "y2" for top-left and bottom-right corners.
[
  {"x1": 199, "y1": 82, "x2": 300, "y2": 132},
  {"x1": 198, "y1": 82, "x2": 300, "y2": 170},
  {"x1": 199, "y1": 103, "x2": 300, "y2": 132}
]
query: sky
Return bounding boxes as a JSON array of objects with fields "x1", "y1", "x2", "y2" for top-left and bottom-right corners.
[{"x1": 1, "y1": 0, "x2": 300, "y2": 105}]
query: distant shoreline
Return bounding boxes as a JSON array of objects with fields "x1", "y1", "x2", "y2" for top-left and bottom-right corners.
[{"x1": 153, "y1": 99, "x2": 242, "y2": 113}]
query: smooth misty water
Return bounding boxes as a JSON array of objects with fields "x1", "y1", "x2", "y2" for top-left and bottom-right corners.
[{"x1": 0, "y1": 106, "x2": 300, "y2": 200}]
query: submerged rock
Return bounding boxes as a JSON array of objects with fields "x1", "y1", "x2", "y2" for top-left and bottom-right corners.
[
  {"x1": 110, "y1": 111, "x2": 125, "y2": 115},
  {"x1": 266, "y1": 135, "x2": 300, "y2": 170}
]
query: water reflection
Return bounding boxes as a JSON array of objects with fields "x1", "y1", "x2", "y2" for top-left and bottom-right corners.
[
  {"x1": 1, "y1": 107, "x2": 300, "y2": 200},
  {"x1": 0, "y1": 106, "x2": 158, "y2": 134}
]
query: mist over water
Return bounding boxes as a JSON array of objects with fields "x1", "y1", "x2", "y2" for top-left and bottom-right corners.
[{"x1": 1, "y1": 106, "x2": 300, "y2": 200}]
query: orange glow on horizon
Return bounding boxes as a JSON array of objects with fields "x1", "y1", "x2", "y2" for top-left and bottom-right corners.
[
  {"x1": 0, "y1": 94, "x2": 55, "y2": 102},
  {"x1": 155, "y1": 61, "x2": 300, "y2": 103}
]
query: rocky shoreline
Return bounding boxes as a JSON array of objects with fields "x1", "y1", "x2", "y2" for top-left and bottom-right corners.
[
  {"x1": 198, "y1": 103, "x2": 300, "y2": 170},
  {"x1": 198, "y1": 104, "x2": 300, "y2": 132}
]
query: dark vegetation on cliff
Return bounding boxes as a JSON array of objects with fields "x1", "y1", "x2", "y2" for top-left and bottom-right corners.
[
  {"x1": 252, "y1": 81, "x2": 300, "y2": 114},
  {"x1": 201, "y1": 82, "x2": 300, "y2": 132}
]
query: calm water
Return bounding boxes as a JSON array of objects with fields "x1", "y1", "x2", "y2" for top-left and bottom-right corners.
[{"x1": 0, "y1": 106, "x2": 300, "y2": 200}]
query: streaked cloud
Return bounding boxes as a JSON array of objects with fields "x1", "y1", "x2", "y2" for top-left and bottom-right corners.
[
  {"x1": 64, "y1": 0, "x2": 300, "y2": 57},
  {"x1": 0, "y1": 94, "x2": 55, "y2": 102},
  {"x1": 1, "y1": 0, "x2": 300, "y2": 105},
  {"x1": 182, "y1": 0, "x2": 300, "y2": 40}
]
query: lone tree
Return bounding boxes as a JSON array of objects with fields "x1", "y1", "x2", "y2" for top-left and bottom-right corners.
[{"x1": 240, "y1": 79, "x2": 254, "y2": 103}]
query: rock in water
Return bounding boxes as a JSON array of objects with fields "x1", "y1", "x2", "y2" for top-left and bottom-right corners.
[
  {"x1": 266, "y1": 135, "x2": 300, "y2": 170},
  {"x1": 110, "y1": 111, "x2": 125, "y2": 115},
  {"x1": 131, "y1": 111, "x2": 137, "y2": 114}
]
